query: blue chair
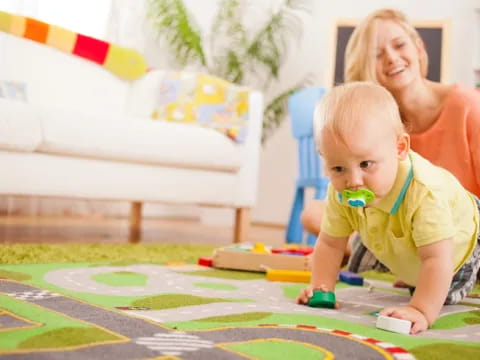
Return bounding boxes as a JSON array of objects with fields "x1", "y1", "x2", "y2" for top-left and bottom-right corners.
[{"x1": 286, "y1": 87, "x2": 329, "y2": 246}]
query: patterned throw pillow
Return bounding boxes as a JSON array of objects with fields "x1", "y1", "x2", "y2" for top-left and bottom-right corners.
[
  {"x1": 0, "y1": 81, "x2": 27, "y2": 102},
  {"x1": 152, "y1": 72, "x2": 249, "y2": 143}
]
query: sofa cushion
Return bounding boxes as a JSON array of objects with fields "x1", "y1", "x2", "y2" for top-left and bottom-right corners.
[
  {"x1": 36, "y1": 107, "x2": 242, "y2": 172},
  {"x1": 0, "y1": 98, "x2": 42, "y2": 151},
  {"x1": 152, "y1": 72, "x2": 250, "y2": 143}
]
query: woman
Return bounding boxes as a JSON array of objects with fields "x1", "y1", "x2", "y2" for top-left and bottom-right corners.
[{"x1": 302, "y1": 8, "x2": 480, "y2": 273}]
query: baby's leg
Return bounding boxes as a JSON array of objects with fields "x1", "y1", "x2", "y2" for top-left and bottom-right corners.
[{"x1": 445, "y1": 237, "x2": 480, "y2": 305}]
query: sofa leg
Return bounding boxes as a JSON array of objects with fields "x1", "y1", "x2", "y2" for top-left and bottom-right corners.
[
  {"x1": 129, "y1": 202, "x2": 142, "y2": 243},
  {"x1": 233, "y1": 207, "x2": 250, "y2": 243}
]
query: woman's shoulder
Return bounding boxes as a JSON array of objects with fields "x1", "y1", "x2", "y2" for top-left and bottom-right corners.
[{"x1": 445, "y1": 84, "x2": 480, "y2": 107}]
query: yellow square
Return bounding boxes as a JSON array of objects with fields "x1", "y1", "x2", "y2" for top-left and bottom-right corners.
[
  {"x1": 10, "y1": 14, "x2": 26, "y2": 36},
  {"x1": 165, "y1": 103, "x2": 196, "y2": 123},
  {"x1": 103, "y1": 44, "x2": 147, "y2": 80},
  {"x1": 46, "y1": 25, "x2": 76, "y2": 53},
  {"x1": 195, "y1": 74, "x2": 226, "y2": 104},
  {"x1": 0, "y1": 11, "x2": 12, "y2": 32}
]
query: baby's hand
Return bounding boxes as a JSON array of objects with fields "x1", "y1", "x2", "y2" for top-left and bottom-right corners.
[
  {"x1": 380, "y1": 306, "x2": 429, "y2": 334},
  {"x1": 296, "y1": 285, "x2": 314, "y2": 305},
  {"x1": 296, "y1": 284, "x2": 340, "y2": 309}
]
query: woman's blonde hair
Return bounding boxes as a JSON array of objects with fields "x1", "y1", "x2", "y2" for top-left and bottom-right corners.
[
  {"x1": 344, "y1": 8, "x2": 428, "y2": 83},
  {"x1": 314, "y1": 82, "x2": 405, "y2": 147}
]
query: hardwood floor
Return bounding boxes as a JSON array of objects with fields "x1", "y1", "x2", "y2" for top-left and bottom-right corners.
[{"x1": 0, "y1": 215, "x2": 287, "y2": 247}]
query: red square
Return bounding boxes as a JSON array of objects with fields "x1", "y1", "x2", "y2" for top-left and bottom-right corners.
[
  {"x1": 332, "y1": 330, "x2": 350, "y2": 336},
  {"x1": 386, "y1": 347, "x2": 408, "y2": 353},
  {"x1": 297, "y1": 325, "x2": 316, "y2": 330},
  {"x1": 73, "y1": 34, "x2": 109, "y2": 65}
]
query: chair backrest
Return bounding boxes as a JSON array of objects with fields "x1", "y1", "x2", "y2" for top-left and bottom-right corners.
[
  {"x1": 288, "y1": 87, "x2": 326, "y2": 138},
  {"x1": 288, "y1": 87, "x2": 328, "y2": 190}
]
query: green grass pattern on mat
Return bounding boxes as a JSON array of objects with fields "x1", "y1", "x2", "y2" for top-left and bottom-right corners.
[
  {"x1": 193, "y1": 282, "x2": 238, "y2": 290},
  {"x1": 410, "y1": 343, "x2": 480, "y2": 360},
  {"x1": 92, "y1": 272, "x2": 148, "y2": 287},
  {"x1": 180, "y1": 269, "x2": 265, "y2": 280},
  {"x1": 432, "y1": 310, "x2": 480, "y2": 329},
  {"x1": 282, "y1": 284, "x2": 305, "y2": 299},
  {"x1": 0, "y1": 269, "x2": 31, "y2": 281},
  {"x1": 197, "y1": 312, "x2": 271, "y2": 323},
  {"x1": 0, "y1": 243, "x2": 216, "y2": 264},
  {"x1": 0, "y1": 294, "x2": 119, "y2": 350},
  {"x1": 226, "y1": 339, "x2": 330, "y2": 360},
  {"x1": 18, "y1": 327, "x2": 119, "y2": 349},
  {"x1": 132, "y1": 294, "x2": 251, "y2": 310}
]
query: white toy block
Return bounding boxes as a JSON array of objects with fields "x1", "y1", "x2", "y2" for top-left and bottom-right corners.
[{"x1": 375, "y1": 315, "x2": 412, "y2": 335}]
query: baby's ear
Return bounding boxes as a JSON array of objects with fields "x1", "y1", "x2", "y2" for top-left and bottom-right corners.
[{"x1": 397, "y1": 133, "x2": 410, "y2": 160}]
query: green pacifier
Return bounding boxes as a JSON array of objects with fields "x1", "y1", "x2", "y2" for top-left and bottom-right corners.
[{"x1": 340, "y1": 189, "x2": 375, "y2": 207}]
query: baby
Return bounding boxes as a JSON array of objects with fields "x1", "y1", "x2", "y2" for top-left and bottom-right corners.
[{"x1": 296, "y1": 82, "x2": 480, "y2": 334}]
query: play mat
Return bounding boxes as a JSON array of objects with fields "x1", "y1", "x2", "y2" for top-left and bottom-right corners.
[{"x1": 0, "y1": 261, "x2": 479, "y2": 359}]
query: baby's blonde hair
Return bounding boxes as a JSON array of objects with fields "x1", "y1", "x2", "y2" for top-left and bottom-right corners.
[
  {"x1": 314, "y1": 82, "x2": 404, "y2": 147},
  {"x1": 345, "y1": 8, "x2": 428, "y2": 83}
]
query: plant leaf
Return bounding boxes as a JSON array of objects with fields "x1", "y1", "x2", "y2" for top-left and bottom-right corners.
[
  {"x1": 210, "y1": 0, "x2": 248, "y2": 83},
  {"x1": 246, "y1": 0, "x2": 311, "y2": 84},
  {"x1": 147, "y1": 0, "x2": 206, "y2": 67}
]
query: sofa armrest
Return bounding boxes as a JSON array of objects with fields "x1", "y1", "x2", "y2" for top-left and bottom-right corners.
[{"x1": 233, "y1": 90, "x2": 264, "y2": 207}]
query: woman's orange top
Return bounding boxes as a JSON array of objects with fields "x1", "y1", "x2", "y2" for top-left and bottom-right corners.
[{"x1": 410, "y1": 85, "x2": 480, "y2": 197}]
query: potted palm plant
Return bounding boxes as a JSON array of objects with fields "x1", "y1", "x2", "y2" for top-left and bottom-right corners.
[{"x1": 147, "y1": 0, "x2": 313, "y2": 140}]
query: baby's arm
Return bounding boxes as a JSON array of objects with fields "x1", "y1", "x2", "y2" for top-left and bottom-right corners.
[
  {"x1": 381, "y1": 238, "x2": 454, "y2": 334},
  {"x1": 296, "y1": 232, "x2": 348, "y2": 304},
  {"x1": 410, "y1": 238, "x2": 454, "y2": 324}
]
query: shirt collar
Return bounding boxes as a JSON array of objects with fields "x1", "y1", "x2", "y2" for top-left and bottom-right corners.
[{"x1": 373, "y1": 153, "x2": 413, "y2": 214}]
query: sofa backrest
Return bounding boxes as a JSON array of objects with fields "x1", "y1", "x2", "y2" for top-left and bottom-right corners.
[{"x1": 0, "y1": 32, "x2": 129, "y2": 116}]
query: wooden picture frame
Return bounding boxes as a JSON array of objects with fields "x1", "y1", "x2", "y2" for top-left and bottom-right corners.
[{"x1": 327, "y1": 18, "x2": 451, "y2": 86}]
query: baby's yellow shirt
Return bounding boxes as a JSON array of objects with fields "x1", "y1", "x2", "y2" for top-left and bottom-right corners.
[{"x1": 321, "y1": 151, "x2": 479, "y2": 286}]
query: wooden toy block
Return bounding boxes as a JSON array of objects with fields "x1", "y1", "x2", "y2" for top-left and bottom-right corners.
[
  {"x1": 376, "y1": 315, "x2": 412, "y2": 335},
  {"x1": 266, "y1": 269, "x2": 311, "y2": 283},
  {"x1": 212, "y1": 244, "x2": 311, "y2": 272},
  {"x1": 339, "y1": 271, "x2": 364, "y2": 286},
  {"x1": 307, "y1": 290, "x2": 336, "y2": 308}
]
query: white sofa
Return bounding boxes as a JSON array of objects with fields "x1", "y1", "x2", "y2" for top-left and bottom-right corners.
[{"x1": 0, "y1": 31, "x2": 264, "y2": 243}]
